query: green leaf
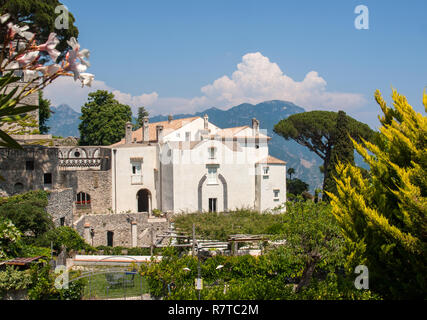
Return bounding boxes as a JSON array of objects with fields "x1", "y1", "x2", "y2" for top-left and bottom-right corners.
[
  {"x1": 0, "y1": 129, "x2": 22, "y2": 149},
  {"x1": 0, "y1": 105, "x2": 38, "y2": 118}
]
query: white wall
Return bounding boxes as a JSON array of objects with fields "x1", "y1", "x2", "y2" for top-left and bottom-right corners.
[
  {"x1": 162, "y1": 118, "x2": 219, "y2": 142},
  {"x1": 256, "y1": 163, "x2": 286, "y2": 212},
  {"x1": 112, "y1": 145, "x2": 159, "y2": 214},
  {"x1": 164, "y1": 139, "x2": 263, "y2": 213}
]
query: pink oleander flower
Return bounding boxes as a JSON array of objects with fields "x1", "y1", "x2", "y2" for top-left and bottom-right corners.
[
  {"x1": 7, "y1": 23, "x2": 34, "y2": 41},
  {"x1": 37, "y1": 33, "x2": 60, "y2": 62},
  {"x1": 16, "y1": 51, "x2": 39, "y2": 66},
  {"x1": 79, "y1": 73, "x2": 95, "y2": 87},
  {"x1": 64, "y1": 49, "x2": 87, "y2": 80},
  {"x1": 0, "y1": 13, "x2": 10, "y2": 24},
  {"x1": 23, "y1": 69, "x2": 37, "y2": 82},
  {"x1": 67, "y1": 37, "x2": 91, "y2": 67},
  {"x1": 36, "y1": 64, "x2": 62, "y2": 78}
]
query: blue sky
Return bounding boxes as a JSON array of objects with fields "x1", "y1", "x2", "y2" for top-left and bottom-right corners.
[{"x1": 45, "y1": 0, "x2": 427, "y2": 129}]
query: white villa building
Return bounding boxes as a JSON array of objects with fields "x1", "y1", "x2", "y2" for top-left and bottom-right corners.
[{"x1": 110, "y1": 115, "x2": 286, "y2": 214}]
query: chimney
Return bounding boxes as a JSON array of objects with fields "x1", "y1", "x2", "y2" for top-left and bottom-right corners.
[
  {"x1": 156, "y1": 125, "x2": 164, "y2": 142},
  {"x1": 252, "y1": 118, "x2": 260, "y2": 134},
  {"x1": 168, "y1": 114, "x2": 173, "y2": 123},
  {"x1": 143, "y1": 116, "x2": 149, "y2": 142},
  {"x1": 125, "y1": 121, "x2": 133, "y2": 144},
  {"x1": 203, "y1": 114, "x2": 209, "y2": 130}
]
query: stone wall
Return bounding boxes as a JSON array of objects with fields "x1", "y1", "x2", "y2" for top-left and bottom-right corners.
[
  {"x1": 46, "y1": 188, "x2": 74, "y2": 227},
  {"x1": 74, "y1": 213, "x2": 169, "y2": 247},
  {"x1": 0, "y1": 146, "x2": 60, "y2": 195},
  {"x1": 58, "y1": 170, "x2": 112, "y2": 217},
  {"x1": 0, "y1": 146, "x2": 112, "y2": 219}
]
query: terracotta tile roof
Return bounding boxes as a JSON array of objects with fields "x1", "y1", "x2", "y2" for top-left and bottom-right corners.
[
  {"x1": 256, "y1": 155, "x2": 287, "y2": 165},
  {"x1": 215, "y1": 126, "x2": 249, "y2": 136},
  {"x1": 111, "y1": 117, "x2": 200, "y2": 146},
  {"x1": 213, "y1": 126, "x2": 271, "y2": 140}
]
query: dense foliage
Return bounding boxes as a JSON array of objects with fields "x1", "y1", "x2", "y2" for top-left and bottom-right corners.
[
  {"x1": 35, "y1": 226, "x2": 94, "y2": 253},
  {"x1": 273, "y1": 110, "x2": 375, "y2": 194},
  {"x1": 27, "y1": 263, "x2": 86, "y2": 300},
  {"x1": 0, "y1": 266, "x2": 32, "y2": 294},
  {"x1": 0, "y1": 217, "x2": 21, "y2": 259},
  {"x1": 140, "y1": 244, "x2": 377, "y2": 300},
  {"x1": 38, "y1": 91, "x2": 51, "y2": 134},
  {"x1": 287, "y1": 178, "x2": 309, "y2": 196},
  {"x1": 79, "y1": 90, "x2": 132, "y2": 146},
  {"x1": 328, "y1": 89, "x2": 426, "y2": 299},
  {"x1": 167, "y1": 201, "x2": 380, "y2": 299},
  {"x1": 0, "y1": 190, "x2": 53, "y2": 240},
  {"x1": 324, "y1": 111, "x2": 355, "y2": 201}
]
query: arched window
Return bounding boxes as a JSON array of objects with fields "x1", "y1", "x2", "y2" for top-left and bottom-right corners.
[{"x1": 76, "y1": 192, "x2": 91, "y2": 209}]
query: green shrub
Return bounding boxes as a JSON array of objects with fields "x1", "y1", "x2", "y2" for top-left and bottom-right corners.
[
  {"x1": 27, "y1": 263, "x2": 85, "y2": 300},
  {"x1": 35, "y1": 226, "x2": 94, "y2": 253},
  {"x1": 0, "y1": 190, "x2": 52, "y2": 241},
  {"x1": 0, "y1": 266, "x2": 32, "y2": 297}
]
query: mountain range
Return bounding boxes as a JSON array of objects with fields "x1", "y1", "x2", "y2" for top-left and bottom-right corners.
[{"x1": 47, "y1": 101, "x2": 324, "y2": 191}]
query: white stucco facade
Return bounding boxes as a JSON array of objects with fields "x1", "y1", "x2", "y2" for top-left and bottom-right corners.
[{"x1": 110, "y1": 116, "x2": 286, "y2": 214}]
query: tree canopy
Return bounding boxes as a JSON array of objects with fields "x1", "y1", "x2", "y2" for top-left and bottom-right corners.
[
  {"x1": 133, "y1": 106, "x2": 149, "y2": 130},
  {"x1": 328, "y1": 89, "x2": 426, "y2": 299},
  {"x1": 287, "y1": 178, "x2": 309, "y2": 196},
  {"x1": 38, "y1": 91, "x2": 51, "y2": 134},
  {"x1": 79, "y1": 90, "x2": 132, "y2": 146},
  {"x1": 323, "y1": 111, "x2": 355, "y2": 200},
  {"x1": 274, "y1": 110, "x2": 375, "y2": 193},
  {"x1": 0, "y1": 0, "x2": 79, "y2": 62}
]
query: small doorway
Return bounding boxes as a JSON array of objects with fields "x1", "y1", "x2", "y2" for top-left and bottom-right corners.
[
  {"x1": 107, "y1": 231, "x2": 114, "y2": 247},
  {"x1": 137, "y1": 189, "x2": 151, "y2": 213},
  {"x1": 209, "y1": 198, "x2": 217, "y2": 213}
]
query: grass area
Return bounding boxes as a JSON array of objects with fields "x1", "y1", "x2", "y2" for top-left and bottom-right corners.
[
  {"x1": 81, "y1": 269, "x2": 150, "y2": 300},
  {"x1": 172, "y1": 209, "x2": 288, "y2": 241}
]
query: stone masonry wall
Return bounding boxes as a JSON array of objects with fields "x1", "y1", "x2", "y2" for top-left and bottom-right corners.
[
  {"x1": 74, "y1": 213, "x2": 169, "y2": 247},
  {"x1": 58, "y1": 170, "x2": 112, "y2": 217},
  {"x1": 0, "y1": 147, "x2": 60, "y2": 195},
  {"x1": 46, "y1": 188, "x2": 74, "y2": 227}
]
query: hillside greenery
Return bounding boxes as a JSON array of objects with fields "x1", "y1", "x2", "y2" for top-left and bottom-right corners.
[{"x1": 172, "y1": 209, "x2": 287, "y2": 241}]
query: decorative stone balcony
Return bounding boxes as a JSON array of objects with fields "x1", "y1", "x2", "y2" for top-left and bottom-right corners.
[{"x1": 59, "y1": 158, "x2": 102, "y2": 169}]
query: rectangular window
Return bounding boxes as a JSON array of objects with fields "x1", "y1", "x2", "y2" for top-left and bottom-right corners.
[
  {"x1": 60, "y1": 217, "x2": 65, "y2": 226},
  {"x1": 132, "y1": 163, "x2": 141, "y2": 175},
  {"x1": 131, "y1": 162, "x2": 143, "y2": 185},
  {"x1": 274, "y1": 189, "x2": 280, "y2": 198},
  {"x1": 26, "y1": 160, "x2": 34, "y2": 171},
  {"x1": 207, "y1": 166, "x2": 218, "y2": 184},
  {"x1": 44, "y1": 173, "x2": 52, "y2": 184},
  {"x1": 209, "y1": 198, "x2": 217, "y2": 213},
  {"x1": 263, "y1": 166, "x2": 270, "y2": 175},
  {"x1": 185, "y1": 132, "x2": 191, "y2": 141},
  {"x1": 208, "y1": 147, "x2": 216, "y2": 159}
]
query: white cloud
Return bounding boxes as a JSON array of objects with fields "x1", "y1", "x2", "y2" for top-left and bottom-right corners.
[
  {"x1": 43, "y1": 76, "x2": 159, "y2": 115},
  {"x1": 44, "y1": 52, "x2": 365, "y2": 116},
  {"x1": 199, "y1": 52, "x2": 365, "y2": 111}
]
